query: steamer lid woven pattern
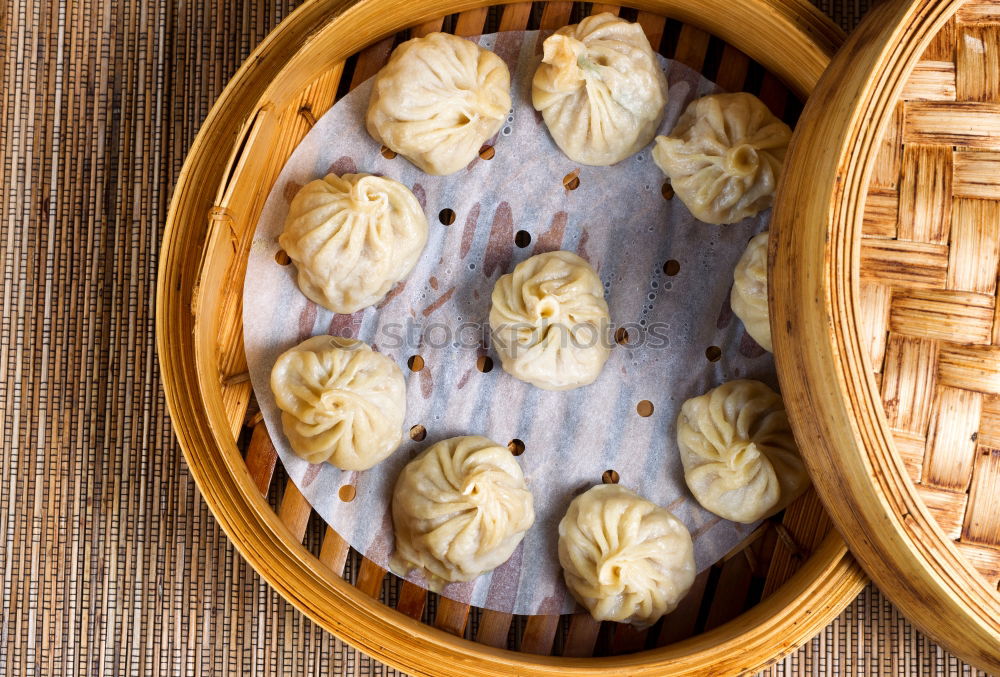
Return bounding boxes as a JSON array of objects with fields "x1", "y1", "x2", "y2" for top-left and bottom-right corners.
[
  {"x1": 772, "y1": 0, "x2": 1000, "y2": 670},
  {"x1": 859, "y1": 6, "x2": 1000, "y2": 589}
]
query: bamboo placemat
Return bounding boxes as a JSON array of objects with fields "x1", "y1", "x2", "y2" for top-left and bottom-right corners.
[{"x1": 0, "y1": 0, "x2": 992, "y2": 674}]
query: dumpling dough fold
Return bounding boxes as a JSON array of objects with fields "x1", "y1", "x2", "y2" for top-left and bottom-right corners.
[
  {"x1": 532, "y1": 13, "x2": 668, "y2": 165},
  {"x1": 367, "y1": 32, "x2": 511, "y2": 175},
  {"x1": 731, "y1": 231, "x2": 771, "y2": 351},
  {"x1": 677, "y1": 380, "x2": 808, "y2": 523},
  {"x1": 269, "y1": 335, "x2": 406, "y2": 470},
  {"x1": 391, "y1": 435, "x2": 535, "y2": 587},
  {"x1": 489, "y1": 251, "x2": 610, "y2": 391},
  {"x1": 280, "y1": 173, "x2": 428, "y2": 313},
  {"x1": 558, "y1": 484, "x2": 695, "y2": 628},
  {"x1": 653, "y1": 93, "x2": 791, "y2": 224}
]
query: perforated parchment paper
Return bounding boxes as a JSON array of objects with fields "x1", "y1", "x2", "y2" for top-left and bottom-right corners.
[{"x1": 243, "y1": 30, "x2": 776, "y2": 615}]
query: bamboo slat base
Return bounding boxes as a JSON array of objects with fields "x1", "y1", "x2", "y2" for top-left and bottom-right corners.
[{"x1": 1, "y1": 0, "x2": 992, "y2": 675}]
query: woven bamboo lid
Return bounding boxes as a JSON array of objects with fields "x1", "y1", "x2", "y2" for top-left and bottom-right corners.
[
  {"x1": 860, "y1": 2, "x2": 1000, "y2": 589},
  {"x1": 772, "y1": 0, "x2": 1000, "y2": 671}
]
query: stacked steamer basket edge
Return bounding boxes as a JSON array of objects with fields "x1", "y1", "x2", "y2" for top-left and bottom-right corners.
[
  {"x1": 156, "y1": 1, "x2": 868, "y2": 675},
  {"x1": 773, "y1": 0, "x2": 1000, "y2": 672}
]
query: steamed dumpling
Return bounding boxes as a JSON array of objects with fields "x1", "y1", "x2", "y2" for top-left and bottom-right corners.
[
  {"x1": 391, "y1": 435, "x2": 535, "y2": 587},
  {"x1": 731, "y1": 231, "x2": 771, "y2": 351},
  {"x1": 677, "y1": 380, "x2": 808, "y2": 523},
  {"x1": 489, "y1": 251, "x2": 610, "y2": 390},
  {"x1": 279, "y1": 173, "x2": 428, "y2": 313},
  {"x1": 653, "y1": 93, "x2": 791, "y2": 224},
  {"x1": 532, "y1": 13, "x2": 668, "y2": 165},
  {"x1": 558, "y1": 484, "x2": 695, "y2": 628},
  {"x1": 366, "y1": 32, "x2": 511, "y2": 175},
  {"x1": 270, "y1": 335, "x2": 406, "y2": 470}
]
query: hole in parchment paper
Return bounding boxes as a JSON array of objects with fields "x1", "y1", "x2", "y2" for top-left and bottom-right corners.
[
  {"x1": 380, "y1": 145, "x2": 397, "y2": 159},
  {"x1": 663, "y1": 259, "x2": 680, "y2": 276},
  {"x1": 514, "y1": 230, "x2": 531, "y2": 248},
  {"x1": 614, "y1": 327, "x2": 630, "y2": 345},
  {"x1": 636, "y1": 400, "x2": 654, "y2": 417},
  {"x1": 439, "y1": 208, "x2": 456, "y2": 225},
  {"x1": 661, "y1": 181, "x2": 674, "y2": 200},
  {"x1": 478, "y1": 144, "x2": 495, "y2": 160},
  {"x1": 476, "y1": 355, "x2": 494, "y2": 373},
  {"x1": 275, "y1": 249, "x2": 291, "y2": 265},
  {"x1": 602, "y1": 469, "x2": 620, "y2": 484},
  {"x1": 705, "y1": 346, "x2": 723, "y2": 362},
  {"x1": 338, "y1": 485, "x2": 357, "y2": 502},
  {"x1": 409, "y1": 424, "x2": 427, "y2": 441},
  {"x1": 563, "y1": 170, "x2": 580, "y2": 190},
  {"x1": 407, "y1": 355, "x2": 425, "y2": 372},
  {"x1": 508, "y1": 438, "x2": 525, "y2": 456}
]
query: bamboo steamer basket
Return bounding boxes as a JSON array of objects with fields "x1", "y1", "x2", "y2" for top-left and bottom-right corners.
[
  {"x1": 772, "y1": 0, "x2": 1000, "y2": 671},
  {"x1": 157, "y1": 1, "x2": 864, "y2": 674}
]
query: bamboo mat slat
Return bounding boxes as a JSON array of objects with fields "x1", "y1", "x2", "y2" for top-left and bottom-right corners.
[{"x1": 0, "y1": 0, "x2": 991, "y2": 674}]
